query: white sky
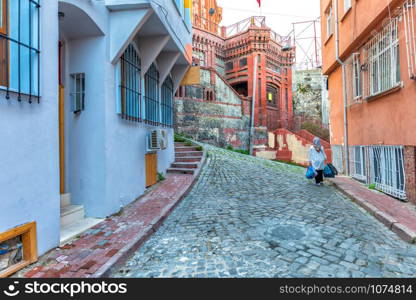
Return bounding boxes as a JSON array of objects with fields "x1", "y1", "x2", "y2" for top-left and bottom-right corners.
[
  {"x1": 217, "y1": 0, "x2": 320, "y2": 34},
  {"x1": 217, "y1": 0, "x2": 322, "y2": 68}
]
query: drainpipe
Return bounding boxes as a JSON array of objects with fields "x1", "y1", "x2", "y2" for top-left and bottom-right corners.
[
  {"x1": 249, "y1": 54, "x2": 259, "y2": 156},
  {"x1": 334, "y1": 0, "x2": 350, "y2": 175}
]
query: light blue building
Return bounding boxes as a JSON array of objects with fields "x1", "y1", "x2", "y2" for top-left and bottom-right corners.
[{"x1": 0, "y1": 0, "x2": 192, "y2": 258}]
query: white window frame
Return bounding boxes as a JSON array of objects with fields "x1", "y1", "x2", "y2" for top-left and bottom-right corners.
[
  {"x1": 365, "y1": 18, "x2": 401, "y2": 98},
  {"x1": 70, "y1": 73, "x2": 85, "y2": 113},
  {"x1": 351, "y1": 146, "x2": 366, "y2": 182},
  {"x1": 352, "y1": 53, "x2": 362, "y2": 99},
  {"x1": 344, "y1": 0, "x2": 352, "y2": 12},
  {"x1": 326, "y1": 5, "x2": 333, "y2": 38}
]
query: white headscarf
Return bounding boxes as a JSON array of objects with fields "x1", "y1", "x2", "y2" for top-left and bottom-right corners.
[{"x1": 313, "y1": 137, "x2": 321, "y2": 148}]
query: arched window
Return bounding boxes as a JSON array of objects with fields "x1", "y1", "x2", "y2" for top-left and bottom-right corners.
[
  {"x1": 144, "y1": 63, "x2": 160, "y2": 125},
  {"x1": 161, "y1": 76, "x2": 173, "y2": 127},
  {"x1": 118, "y1": 44, "x2": 142, "y2": 121}
]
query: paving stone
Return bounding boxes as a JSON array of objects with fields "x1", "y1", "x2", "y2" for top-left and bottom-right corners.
[{"x1": 112, "y1": 146, "x2": 416, "y2": 278}]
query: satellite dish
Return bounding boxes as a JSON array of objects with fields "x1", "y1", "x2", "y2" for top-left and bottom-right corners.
[{"x1": 209, "y1": 8, "x2": 215, "y2": 16}]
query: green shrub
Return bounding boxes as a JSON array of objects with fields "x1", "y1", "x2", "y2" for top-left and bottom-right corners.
[
  {"x1": 369, "y1": 183, "x2": 376, "y2": 190},
  {"x1": 184, "y1": 141, "x2": 193, "y2": 147},
  {"x1": 226, "y1": 145, "x2": 234, "y2": 151},
  {"x1": 234, "y1": 149, "x2": 250, "y2": 155},
  {"x1": 301, "y1": 121, "x2": 330, "y2": 141},
  {"x1": 195, "y1": 146, "x2": 203, "y2": 151},
  {"x1": 174, "y1": 134, "x2": 186, "y2": 143},
  {"x1": 157, "y1": 172, "x2": 166, "y2": 182}
]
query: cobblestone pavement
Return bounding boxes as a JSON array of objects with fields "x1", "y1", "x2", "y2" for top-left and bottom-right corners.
[{"x1": 114, "y1": 146, "x2": 416, "y2": 278}]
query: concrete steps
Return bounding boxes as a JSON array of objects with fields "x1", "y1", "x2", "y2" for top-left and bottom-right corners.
[
  {"x1": 60, "y1": 193, "x2": 103, "y2": 245},
  {"x1": 175, "y1": 151, "x2": 203, "y2": 157},
  {"x1": 168, "y1": 141, "x2": 203, "y2": 175},
  {"x1": 167, "y1": 168, "x2": 196, "y2": 175},
  {"x1": 171, "y1": 162, "x2": 198, "y2": 169}
]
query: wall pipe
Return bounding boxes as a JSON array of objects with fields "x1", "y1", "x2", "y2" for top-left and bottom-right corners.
[{"x1": 334, "y1": 0, "x2": 350, "y2": 175}]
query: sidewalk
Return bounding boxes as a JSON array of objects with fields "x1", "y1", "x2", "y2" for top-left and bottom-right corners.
[
  {"x1": 329, "y1": 176, "x2": 416, "y2": 243},
  {"x1": 15, "y1": 159, "x2": 205, "y2": 278}
]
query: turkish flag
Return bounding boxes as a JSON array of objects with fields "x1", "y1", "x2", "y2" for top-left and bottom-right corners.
[{"x1": 257, "y1": 0, "x2": 261, "y2": 7}]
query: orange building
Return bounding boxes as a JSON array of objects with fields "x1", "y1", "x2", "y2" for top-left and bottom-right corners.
[{"x1": 320, "y1": 0, "x2": 416, "y2": 204}]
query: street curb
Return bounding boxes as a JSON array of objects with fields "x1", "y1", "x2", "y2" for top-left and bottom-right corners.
[
  {"x1": 92, "y1": 144, "x2": 208, "y2": 278},
  {"x1": 329, "y1": 178, "x2": 416, "y2": 244}
]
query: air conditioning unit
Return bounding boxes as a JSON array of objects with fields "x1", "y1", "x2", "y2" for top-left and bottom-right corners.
[
  {"x1": 147, "y1": 129, "x2": 169, "y2": 151},
  {"x1": 159, "y1": 130, "x2": 169, "y2": 150},
  {"x1": 148, "y1": 130, "x2": 161, "y2": 151}
]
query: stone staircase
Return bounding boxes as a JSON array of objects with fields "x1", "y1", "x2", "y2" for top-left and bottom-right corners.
[
  {"x1": 167, "y1": 142, "x2": 203, "y2": 175},
  {"x1": 60, "y1": 193, "x2": 103, "y2": 245}
]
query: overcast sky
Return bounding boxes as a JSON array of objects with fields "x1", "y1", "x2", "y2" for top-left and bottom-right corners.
[
  {"x1": 217, "y1": 0, "x2": 320, "y2": 35},
  {"x1": 217, "y1": 0, "x2": 322, "y2": 68}
]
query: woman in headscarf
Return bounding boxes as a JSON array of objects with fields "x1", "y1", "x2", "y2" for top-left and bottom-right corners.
[{"x1": 308, "y1": 137, "x2": 327, "y2": 186}]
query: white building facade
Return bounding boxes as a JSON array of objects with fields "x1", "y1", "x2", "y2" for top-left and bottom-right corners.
[{"x1": 0, "y1": 0, "x2": 192, "y2": 258}]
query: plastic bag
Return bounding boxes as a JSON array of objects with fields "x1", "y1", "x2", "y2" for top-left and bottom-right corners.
[
  {"x1": 306, "y1": 166, "x2": 317, "y2": 179},
  {"x1": 323, "y1": 164, "x2": 336, "y2": 178},
  {"x1": 328, "y1": 163, "x2": 338, "y2": 176}
]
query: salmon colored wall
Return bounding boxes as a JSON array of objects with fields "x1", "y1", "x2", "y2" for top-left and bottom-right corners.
[
  {"x1": 322, "y1": 0, "x2": 416, "y2": 147},
  {"x1": 321, "y1": 0, "x2": 403, "y2": 74}
]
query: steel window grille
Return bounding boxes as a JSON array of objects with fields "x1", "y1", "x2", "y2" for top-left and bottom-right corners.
[
  {"x1": 161, "y1": 76, "x2": 173, "y2": 127},
  {"x1": 70, "y1": 73, "x2": 85, "y2": 113},
  {"x1": 144, "y1": 63, "x2": 160, "y2": 125},
  {"x1": 363, "y1": 18, "x2": 401, "y2": 98},
  {"x1": 0, "y1": 0, "x2": 40, "y2": 102},
  {"x1": 119, "y1": 44, "x2": 142, "y2": 121},
  {"x1": 368, "y1": 146, "x2": 406, "y2": 200},
  {"x1": 403, "y1": 0, "x2": 416, "y2": 79},
  {"x1": 344, "y1": 0, "x2": 352, "y2": 12},
  {"x1": 350, "y1": 146, "x2": 367, "y2": 182}
]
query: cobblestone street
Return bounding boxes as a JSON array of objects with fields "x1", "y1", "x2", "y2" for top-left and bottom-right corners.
[{"x1": 114, "y1": 146, "x2": 416, "y2": 278}]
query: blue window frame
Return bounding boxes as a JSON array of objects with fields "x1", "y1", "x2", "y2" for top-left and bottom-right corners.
[
  {"x1": 118, "y1": 44, "x2": 142, "y2": 121},
  {"x1": 144, "y1": 63, "x2": 160, "y2": 125},
  {"x1": 1, "y1": 0, "x2": 40, "y2": 102},
  {"x1": 161, "y1": 76, "x2": 173, "y2": 127}
]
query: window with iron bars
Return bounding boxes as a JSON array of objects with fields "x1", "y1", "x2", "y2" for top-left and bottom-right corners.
[
  {"x1": 118, "y1": 44, "x2": 142, "y2": 121},
  {"x1": 0, "y1": 0, "x2": 40, "y2": 102},
  {"x1": 363, "y1": 18, "x2": 401, "y2": 98},
  {"x1": 144, "y1": 63, "x2": 160, "y2": 125},
  {"x1": 350, "y1": 146, "x2": 366, "y2": 182},
  {"x1": 70, "y1": 73, "x2": 85, "y2": 113},
  {"x1": 161, "y1": 76, "x2": 173, "y2": 127},
  {"x1": 352, "y1": 53, "x2": 362, "y2": 99},
  {"x1": 369, "y1": 146, "x2": 406, "y2": 200}
]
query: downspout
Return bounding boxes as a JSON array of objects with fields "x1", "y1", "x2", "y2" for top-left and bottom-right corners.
[{"x1": 334, "y1": 0, "x2": 350, "y2": 175}]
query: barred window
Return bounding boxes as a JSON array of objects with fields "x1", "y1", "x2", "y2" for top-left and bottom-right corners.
[
  {"x1": 365, "y1": 19, "x2": 400, "y2": 98},
  {"x1": 161, "y1": 76, "x2": 173, "y2": 127},
  {"x1": 118, "y1": 44, "x2": 142, "y2": 121},
  {"x1": 70, "y1": 73, "x2": 85, "y2": 113},
  {"x1": 1, "y1": 0, "x2": 40, "y2": 101},
  {"x1": 239, "y1": 57, "x2": 247, "y2": 68},
  {"x1": 144, "y1": 63, "x2": 160, "y2": 125}
]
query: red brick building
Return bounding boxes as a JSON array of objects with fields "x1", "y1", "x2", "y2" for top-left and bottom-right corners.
[{"x1": 175, "y1": 0, "x2": 295, "y2": 150}]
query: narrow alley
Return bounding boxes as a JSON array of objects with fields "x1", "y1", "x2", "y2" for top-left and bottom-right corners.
[{"x1": 114, "y1": 146, "x2": 416, "y2": 278}]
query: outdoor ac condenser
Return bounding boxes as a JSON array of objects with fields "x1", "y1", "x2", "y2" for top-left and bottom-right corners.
[{"x1": 148, "y1": 130, "x2": 161, "y2": 151}]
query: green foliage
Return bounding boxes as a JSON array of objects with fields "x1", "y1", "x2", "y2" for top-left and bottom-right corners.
[
  {"x1": 157, "y1": 172, "x2": 166, "y2": 182},
  {"x1": 233, "y1": 149, "x2": 250, "y2": 155},
  {"x1": 195, "y1": 146, "x2": 203, "y2": 151},
  {"x1": 369, "y1": 183, "x2": 376, "y2": 190},
  {"x1": 184, "y1": 141, "x2": 193, "y2": 147},
  {"x1": 174, "y1": 134, "x2": 186, "y2": 143},
  {"x1": 301, "y1": 121, "x2": 330, "y2": 141},
  {"x1": 226, "y1": 145, "x2": 234, "y2": 151},
  {"x1": 275, "y1": 160, "x2": 305, "y2": 168}
]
